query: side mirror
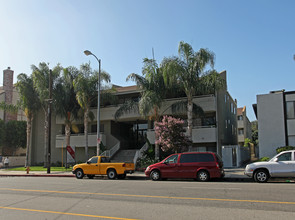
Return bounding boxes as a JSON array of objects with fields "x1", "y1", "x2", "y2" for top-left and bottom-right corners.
[
  {"x1": 87, "y1": 161, "x2": 90, "y2": 164},
  {"x1": 273, "y1": 158, "x2": 278, "y2": 162},
  {"x1": 163, "y1": 161, "x2": 168, "y2": 165}
]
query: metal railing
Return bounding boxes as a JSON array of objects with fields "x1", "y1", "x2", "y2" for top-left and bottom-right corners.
[
  {"x1": 133, "y1": 143, "x2": 149, "y2": 166},
  {"x1": 100, "y1": 142, "x2": 120, "y2": 158}
]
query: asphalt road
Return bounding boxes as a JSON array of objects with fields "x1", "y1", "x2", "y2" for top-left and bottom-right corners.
[{"x1": 0, "y1": 177, "x2": 295, "y2": 220}]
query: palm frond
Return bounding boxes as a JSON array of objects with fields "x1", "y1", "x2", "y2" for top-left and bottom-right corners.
[{"x1": 114, "y1": 100, "x2": 139, "y2": 120}]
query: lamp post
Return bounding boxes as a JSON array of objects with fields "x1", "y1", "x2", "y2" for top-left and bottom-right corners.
[{"x1": 84, "y1": 50, "x2": 101, "y2": 156}]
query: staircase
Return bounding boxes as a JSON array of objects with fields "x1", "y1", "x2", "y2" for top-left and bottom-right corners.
[{"x1": 111, "y1": 149, "x2": 137, "y2": 163}]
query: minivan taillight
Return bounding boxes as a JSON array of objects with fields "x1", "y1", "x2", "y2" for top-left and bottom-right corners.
[{"x1": 216, "y1": 162, "x2": 219, "y2": 169}]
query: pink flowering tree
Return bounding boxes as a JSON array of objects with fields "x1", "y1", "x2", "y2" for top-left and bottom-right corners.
[{"x1": 155, "y1": 115, "x2": 191, "y2": 153}]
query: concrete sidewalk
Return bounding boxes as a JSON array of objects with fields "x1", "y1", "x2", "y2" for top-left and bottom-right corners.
[{"x1": 0, "y1": 168, "x2": 249, "y2": 181}]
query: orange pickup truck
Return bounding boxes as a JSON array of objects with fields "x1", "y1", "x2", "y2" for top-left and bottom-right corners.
[{"x1": 72, "y1": 156, "x2": 135, "y2": 179}]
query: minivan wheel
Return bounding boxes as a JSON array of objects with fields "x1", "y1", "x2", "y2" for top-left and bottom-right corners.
[
  {"x1": 150, "y1": 170, "x2": 161, "y2": 181},
  {"x1": 197, "y1": 170, "x2": 209, "y2": 182},
  {"x1": 254, "y1": 169, "x2": 269, "y2": 183},
  {"x1": 75, "y1": 169, "x2": 84, "y2": 179}
]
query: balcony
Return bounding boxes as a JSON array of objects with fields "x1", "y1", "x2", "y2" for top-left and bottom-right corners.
[
  {"x1": 238, "y1": 134, "x2": 245, "y2": 143},
  {"x1": 147, "y1": 126, "x2": 217, "y2": 144},
  {"x1": 191, "y1": 126, "x2": 217, "y2": 143},
  {"x1": 55, "y1": 133, "x2": 106, "y2": 148}
]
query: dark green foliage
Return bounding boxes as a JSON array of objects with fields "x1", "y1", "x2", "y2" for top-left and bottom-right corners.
[
  {"x1": 0, "y1": 120, "x2": 26, "y2": 150},
  {"x1": 276, "y1": 146, "x2": 295, "y2": 154},
  {"x1": 0, "y1": 120, "x2": 5, "y2": 147}
]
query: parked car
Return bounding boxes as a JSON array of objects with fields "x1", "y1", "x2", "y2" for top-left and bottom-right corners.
[
  {"x1": 244, "y1": 150, "x2": 295, "y2": 183},
  {"x1": 72, "y1": 156, "x2": 135, "y2": 179},
  {"x1": 145, "y1": 152, "x2": 224, "y2": 181}
]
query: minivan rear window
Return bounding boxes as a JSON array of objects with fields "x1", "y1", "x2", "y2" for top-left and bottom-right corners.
[{"x1": 180, "y1": 153, "x2": 214, "y2": 163}]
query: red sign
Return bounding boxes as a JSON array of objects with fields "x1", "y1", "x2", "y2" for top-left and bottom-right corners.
[
  {"x1": 97, "y1": 138, "x2": 101, "y2": 144},
  {"x1": 66, "y1": 146, "x2": 75, "y2": 159}
]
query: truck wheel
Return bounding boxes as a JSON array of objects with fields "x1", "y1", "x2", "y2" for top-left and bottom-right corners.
[
  {"x1": 197, "y1": 170, "x2": 209, "y2": 182},
  {"x1": 150, "y1": 170, "x2": 161, "y2": 181},
  {"x1": 117, "y1": 174, "x2": 126, "y2": 179},
  {"x1": 107, "y1": 169, "x2": 117, "y2": 179},
  {"x1": 75, "y1": 169, "x2": 84, "y2": 179},
  {"x1": 254, "y1": 169, "x2": 269, "y2": 183}
]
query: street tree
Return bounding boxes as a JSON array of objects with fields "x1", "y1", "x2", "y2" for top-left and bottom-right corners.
[
  {"x1": 73, "y1": 63, "x2": 110, "y2": 160},
  {"x1": 161, "y1": 41, "x2": 225, "y2": 150},
  {"x1": 54, "y1": 66, "x2": 81, "y2": 154},
  {"x1": 31, "y1": 62, "x2": 62, "y2": 167},
  {"x1": 115, "y1": 58, "x2": 172, "y2": 160},
  {"x1": 16, "y1": 73, "x2": 41, "y2": 167}
]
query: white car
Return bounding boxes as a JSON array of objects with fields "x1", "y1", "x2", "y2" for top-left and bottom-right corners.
[{"x1": 245, "y1": 150, "x2": 295, "y2": 183}]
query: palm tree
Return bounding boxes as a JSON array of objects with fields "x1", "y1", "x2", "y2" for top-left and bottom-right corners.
[
  {"x1": 16, "y1": 73, "x2": 41, "y2": 167},
  {"x1": 54, "y1": 66, "x2": 81, "y2": 153},
  {"x1": 73, "y1": 63, "x2": 110, "y2": 160},
  {"x1": 115, "y1": 58, "x2": 170, "y2": 160},
  {"x1": 162, "y1": 41, "x2": 225, "y2": 150},
  {"x1": 31, "y1": 62, "x2": 62, "y2": 167}
]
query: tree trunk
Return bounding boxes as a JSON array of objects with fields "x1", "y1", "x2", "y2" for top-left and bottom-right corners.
[
  {"x1": 187, "y1": 99, "x2": 193, "y2": 151},
  {"x1": 25, "y1": 114, "x2": 32, "y2": 167},
  {"x1": 84, "y1": 108, "x2": 89, "y2": 161},
  {"x1": 154, "y1": 121, "x2": 160, "y2": 161},
  {"x1": 65, "y1": 123, "x2": 71, "y2": 148}
]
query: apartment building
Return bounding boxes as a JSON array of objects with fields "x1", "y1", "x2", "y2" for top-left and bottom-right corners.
[
  {"x1": 29, "y1": 70, "x2": 238, "y2": 165},
  {"x1": 253, "y1": 90, "x2": 295, "y2": 158},
  {"x1": 237, "y1": 106, "x2": 252, "y2": 146}
]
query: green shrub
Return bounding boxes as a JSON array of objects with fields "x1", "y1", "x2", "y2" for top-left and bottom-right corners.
[
  {"x1": 276, "y1": 146, "x2": 295, "y2": 154},
  {"x1": 258, "y1": 157, "x2": 270, "y2": 162}
]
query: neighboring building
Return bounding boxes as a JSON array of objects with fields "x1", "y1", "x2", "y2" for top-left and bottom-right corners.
[
  {"x1": 253, "y1": 90, "x2": 295, "y2": 158},
  {"x1": 237, "y1": 106, "x2": 252, "y2": 146},
  {"x1": 29, "y1": 70, "x2": 238, "y2": 165},
  {"x1": 0, "y1": 67, "x2": 26, "y2": 121}
]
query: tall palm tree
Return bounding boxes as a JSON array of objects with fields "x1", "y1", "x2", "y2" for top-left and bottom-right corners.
[
  {"x1": 115, "y1": 58, "x2": 170, "y2": 160},
  {"x1": 54, "y1": 66, "x2": 81, "y2": 153},
  {"x1": 73, "y1": 63, "x2": 110, "y2": 160},
  {"x1": 16, "y1": 73, "x2": 41, "y2": 167},
  {"x1": 31, "y1": 62, "x2": 62, "y2": 167},
  {"x1": 162, "y1": 41, "x2": 225, "y2": 150}
]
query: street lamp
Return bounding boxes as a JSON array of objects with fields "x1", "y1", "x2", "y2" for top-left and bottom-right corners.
[{"x1": 84, "y1": 50, "x2": 101, "y2": 156}]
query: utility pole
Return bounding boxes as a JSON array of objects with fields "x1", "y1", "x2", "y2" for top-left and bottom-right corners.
[{"x1": 47, "y1": 69, "x2": 52, "y2": 174}]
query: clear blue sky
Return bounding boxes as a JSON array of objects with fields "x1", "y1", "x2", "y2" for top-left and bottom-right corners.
[{"x1": 0, "y1": 0, "x2": 294, "y2": 121}]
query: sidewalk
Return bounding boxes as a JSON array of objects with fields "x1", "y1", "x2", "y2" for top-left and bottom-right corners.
[{"x1": 0, "y1": 168, "x2": 249, "y2": 181}]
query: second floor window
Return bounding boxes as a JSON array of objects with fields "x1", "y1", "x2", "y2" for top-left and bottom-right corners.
[
  {"x1": 286, "y1": 101, "x2": 295, "y2": 119},
  {"x1": 238, "y1": 115, "x2": 243, "y2": 121}
]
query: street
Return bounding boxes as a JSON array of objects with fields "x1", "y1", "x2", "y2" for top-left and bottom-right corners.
[{"x1": 0, "y1": 177, "x2": 295, "y2": 219}]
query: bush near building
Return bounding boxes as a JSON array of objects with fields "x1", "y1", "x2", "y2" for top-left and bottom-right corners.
[{"x1": 0, "y1": 120, "x2": 26, "y2": 155}]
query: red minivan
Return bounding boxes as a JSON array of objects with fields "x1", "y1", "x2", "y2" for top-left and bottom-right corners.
[{"x1": 145, "y1": 152, "x2": 224, "y2": 181}]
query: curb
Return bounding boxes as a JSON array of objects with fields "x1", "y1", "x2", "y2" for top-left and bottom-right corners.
[{"x1": 0, "y1": 174, "x2": 75, "y2": 177}]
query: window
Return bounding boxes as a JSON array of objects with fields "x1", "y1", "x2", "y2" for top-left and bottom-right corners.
[
  {"x1": 164, "y1": 155, "x2": 178, "y2": 164},
  {"x1": 100, "y1": 157, "x2": 110, "y2": 163},
  {"x1": 286, "y1": 101, "x2": 295, "y2": 119},
  {"x1": 277, "y1": 152, "x2": 292, "y2": 161},
  {"x1": 88, "y1": 157, "x2": 98, "y2": 163},
  {"x1": 180, "y1": 153, "x2": 214, "y2": 163},
  {"x1": 238, "y1": 129, "x2": 244, "y2": 135},
  {"x1": 238, "y1": 115, "x2": 243, "y2": 121},
  {"x1": 91, "y1": 124, "x2": 104, "y2": 133},
  {"x1": 180, "y1": 154, "x2": 197, "y2": 163}
]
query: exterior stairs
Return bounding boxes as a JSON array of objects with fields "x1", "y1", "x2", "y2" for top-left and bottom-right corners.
[{"x1": 111, "y1": 149, "x2": 137, "y2": 163}]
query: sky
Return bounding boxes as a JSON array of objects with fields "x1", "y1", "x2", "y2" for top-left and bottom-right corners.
[{"x1": 0, "y1": 0, "x2": 294, "y2": 121}]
